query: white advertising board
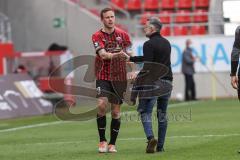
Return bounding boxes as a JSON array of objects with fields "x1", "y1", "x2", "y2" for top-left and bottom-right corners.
[{"x1": 132, "y1": 36, "x2": 235, "y2": 73}]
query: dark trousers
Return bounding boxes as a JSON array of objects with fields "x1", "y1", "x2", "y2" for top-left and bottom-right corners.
[
  {"x1": 238, "y1": 76, "x2": 240, "y2": 100},
  {"x1": 137, "y1": 93, "x2": 171, "y2": 150},
  {"x1": 184, "y1": 74, "x2": 196, "y2": 101}
]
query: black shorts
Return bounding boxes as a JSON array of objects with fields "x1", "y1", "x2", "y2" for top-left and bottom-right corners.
[{"x1": 96, "y1": 80, "x2": 127, "y2": 105}]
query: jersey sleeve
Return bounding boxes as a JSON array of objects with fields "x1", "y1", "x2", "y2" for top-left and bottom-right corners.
[{"x1": 92, "y1": 33, "x2": 105, "y2": 54}]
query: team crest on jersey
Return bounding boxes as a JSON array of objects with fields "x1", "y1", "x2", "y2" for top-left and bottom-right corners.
[{"x1": 116, "y1": 36, "x2": 122, "y2": 43}]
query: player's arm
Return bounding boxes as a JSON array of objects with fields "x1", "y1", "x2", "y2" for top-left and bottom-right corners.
[
  {"x1": 92, "y1": 34, "x2": 114, "y2": 60},
  {"x1": 98, "y1": 49, "x2": 114, "y2": 60},
  {"x1": 230, "y1": 46, "x2": 240, "y2": 89},
  {"x1": 98, "y1": 49, "x2": 125, "y2": 60},
  {"x1": 230, "y1": 26, "x2": 240, "y2": 89}
]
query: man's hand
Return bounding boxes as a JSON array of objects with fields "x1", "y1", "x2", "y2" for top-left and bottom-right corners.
[{"x1": 231, "y1": 76, "x2": 238, "y2": 89}]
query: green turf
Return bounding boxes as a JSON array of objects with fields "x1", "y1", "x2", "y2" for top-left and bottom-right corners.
[{"x1": 0, "y1": 99, "x2": 240, "y2": 160}]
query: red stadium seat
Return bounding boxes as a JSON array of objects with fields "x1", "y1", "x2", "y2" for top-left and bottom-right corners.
[
  {"x1": 195, "y1": 0, "x2": 209, "y2": 8},
  {"x1": 161, "y1": 26, "x2": 171, "y2": 36},
  {"x1": 177, "y1": 0, "x2": 192, "y2": 9},
  {"x1": 159, "y1": 10, "x2": 173, "y2": 24},
  {"x1": 126, "y1": 0, "x2": 142, "y2": 11},
  {"x1": 140, "y1": 11, "x2": 156, "y2": 25},
  {"x1": 143, "y1": 0, "x2": 159, "y2": 10},
  {"x1": 193, "y1": 9, "x2": 208, "y2": 22},
  {"x1": 175, "y1": 10, "x2": 191, "y2": 23},
  {"x1": 173, "y1": 26, "x2": 188, "y2": 35},
  {"x1": 111, "y1": 0, "x2": 125, "y2": 9},
  {"x1": 190, "y1": 25, "x2": 207, "y2": 35},
  {"x1": 161, "y1": 0, "x2": 175, "y2": 10}
]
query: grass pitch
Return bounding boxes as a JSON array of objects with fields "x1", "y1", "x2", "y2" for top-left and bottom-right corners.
[{"x1": 0, "y1": 99, "x2": 240, "y2": 160}]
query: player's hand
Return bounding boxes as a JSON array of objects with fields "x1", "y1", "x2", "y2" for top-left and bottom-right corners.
[
  {"x1": 127, "y1": 71, "x2": 137, "y2": 81},
  {"x1": 112, "y1": 51, "x2": 128, "y2": 60},
  {"x1": 119, "y1": 51, "x2": 130, "y2": 61},
  {"x1": 111, "y1": 52, "x2": 122, "y2": 59},
  {"x1": 231, "y1": 76, "x2": 238, "y2": 89}
]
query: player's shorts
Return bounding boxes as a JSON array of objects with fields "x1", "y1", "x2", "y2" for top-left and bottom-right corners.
[{"x1": 96, "y1": 80, "x2": 127, "y2": 105}]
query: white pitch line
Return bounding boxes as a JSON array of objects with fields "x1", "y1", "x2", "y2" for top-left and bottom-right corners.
[
  {"x1": 120, "y1": 133, "x2": 240, "y2": 140},
  {"x1": 0, "y1": 121, "x2": 66, "y2": 133},
  {"x1": 1, "y1": 133, "x2": 239, "y2": 146},
  {"x1": 0, "y1": 101, "x2": 201, "y2": 133},
  {"x1": 168, "y1": 101, "x2": 200, "y2": 108},
  {"x1": 121, "y1": 101, "x2": 201, "y2": 115}
]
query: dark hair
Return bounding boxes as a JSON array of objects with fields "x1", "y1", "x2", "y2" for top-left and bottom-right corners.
[
  {"x1": 48, "y1": 43, "x2": 68, "y2": 51},
  {"x1": 18, "y1": 65, "x2": 26, "y2": 70},
  {"x1": 100, "y1": 8, "x2": 114, "y2": 19}
]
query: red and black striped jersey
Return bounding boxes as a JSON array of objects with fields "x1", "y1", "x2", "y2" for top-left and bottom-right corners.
[{"x1": 92, "y1": 28, "x2": 132, "y2": 81}]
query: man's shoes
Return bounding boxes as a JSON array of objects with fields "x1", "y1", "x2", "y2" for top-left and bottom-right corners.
[
  {"x1": 156, "y1": 147, "x2": 165, "y2": 153},
  {"x1": 98, "y1": 141, "x2": 108, "y2": 153},
  {"x1": 146, "y1": 138, "x2": 158, "y2": 153},
  {"x1": 108, "y1": 144, "x2": 117, "y2": 153}
]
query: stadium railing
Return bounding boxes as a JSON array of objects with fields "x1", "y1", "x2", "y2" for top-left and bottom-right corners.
[{"x1": 133, "y1": 11, "x2": 229, "y2": 37}]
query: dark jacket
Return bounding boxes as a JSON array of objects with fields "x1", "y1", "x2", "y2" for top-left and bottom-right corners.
[
  {"x1": 181, "y1": 47, "x2": 195, "y2": 75},
  {"x1": 130, "y1": 32, "x2": 173, "y2": 82},
  {"x1": 231, "y1": 26, "x2": 240, "y2": 76}
]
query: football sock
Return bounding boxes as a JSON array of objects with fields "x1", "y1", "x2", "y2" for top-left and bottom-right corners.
[
  {"x1": 97, "y1": 114, "x2": 107, "y2": 142},
  {"x1": 109, "y1": 118, "x2": 121, "y2": 145}
]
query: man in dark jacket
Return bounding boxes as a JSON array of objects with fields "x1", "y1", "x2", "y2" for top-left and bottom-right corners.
[
  {"x1": 230, "y1": 26, "x2": 240, "y2": 154},
  {"x1": 230, "y1": 26, "x2": 240, "y2": 100},
  {"x1": 124, "y1": 17, "x2": 173, "y2": 153},
  {"x1": 181, "y1": 39, "x2": 197, "y2": 101}
]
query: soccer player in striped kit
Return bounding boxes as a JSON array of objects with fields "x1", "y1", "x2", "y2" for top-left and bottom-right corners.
[{"x1": 92, "y1": 8, "x2": 136, "y2": 153}]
